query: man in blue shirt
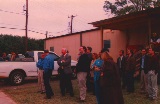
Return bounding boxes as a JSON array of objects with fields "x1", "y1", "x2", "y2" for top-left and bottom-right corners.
[{"x1": 43, "y1": 50, "x2": 54, "y2": 99}]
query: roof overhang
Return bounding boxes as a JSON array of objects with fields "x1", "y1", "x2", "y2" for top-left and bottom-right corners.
[{"x1": 89, "y1": 7, "x2": 160, "y2": 30}]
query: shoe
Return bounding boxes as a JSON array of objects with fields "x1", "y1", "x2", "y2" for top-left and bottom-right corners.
[
  {"x1": 37, "y1": 91, "x2": 41, "y2": 93},
  {"x1": 149, "y1": 97, "x2": 157, "y2": 100},
  {"x1": 62, "y1": 94, "x2": 65, "y2": 97},
  {"x1": 44, "y1": 96, "x2": 51, "y2": 99},
  {"x1": 51, "y1": 94, "x2": 54, "y2": 97},
  {"x1": 79, "y1": 100, "x2": 85, "y2": 102},
  {"x1": 41, "y1": 91, "x2": 46, "y2": 94},
  {"x1": 70, "y1": 93, "x2": 74, "y2": 97}
]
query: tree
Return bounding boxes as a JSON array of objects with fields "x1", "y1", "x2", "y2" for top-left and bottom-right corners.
[
  {"x1": 103, "y1": 0, "x2": 160, "y2": 16},
  {"x1": 0, "y1": 34, "x2": 44, "y2": 55}
]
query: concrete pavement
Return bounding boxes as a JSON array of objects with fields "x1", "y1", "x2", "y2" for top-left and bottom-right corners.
[{"x1": 0, "y1": 91, "x2": 17, "y2": 104}]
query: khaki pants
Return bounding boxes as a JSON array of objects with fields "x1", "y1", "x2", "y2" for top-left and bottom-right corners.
[
  {"x1": 38, "y1": 69, "x2": 45, "y2": 91},
  {"x1": 148, "y1": 70, "x2": 158, "y2": 99},
  {"x1": 140, "y1": 70, "x2": 148, "y2": 93},
  {"x1": 77, "y1": 72, "x2": 87, "y2": 100}
]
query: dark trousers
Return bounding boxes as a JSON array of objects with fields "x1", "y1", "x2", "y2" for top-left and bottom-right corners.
[
  {"x1": 121, "y1": 70, "x2": 127, "y2": 89},
  {"x1": 44, "y1": 70, "x2": 54, "y2": 98},
  {"x1": 86, "y1": 72, "x2": 91, "y2": 92},
  {"x1": 126, "y1": 71, "x2": 134, "y2": 92},
  {"x1": 60, "y1": 73, "x2": 74, "y2": 96}
]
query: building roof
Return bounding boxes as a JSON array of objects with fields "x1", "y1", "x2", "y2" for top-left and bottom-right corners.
[
  {"x1": 44, "y1": 28, "x2": 99, "y2": 40},
  {"x1": 89, "y1": 7, "x2": 160, "y2": 30}
]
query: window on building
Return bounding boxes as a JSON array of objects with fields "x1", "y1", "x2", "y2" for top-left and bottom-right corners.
[
  {"x1": 104, "y1": 40, "x2": 111, "y2": 49},
  {"x1": 50, "y1": 47, "x2": 54, "y2": 52}
]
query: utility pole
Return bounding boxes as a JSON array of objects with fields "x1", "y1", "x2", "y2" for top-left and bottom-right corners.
[
  {"x1": 45, "y1": 31, "x2": 48, "y2": 38},
  {"x1": 68, "y1": 15, "x2": 76, "y2": 34},
  {"x1": 24, "y1": 0, "x2": 28, "y2": 52}
]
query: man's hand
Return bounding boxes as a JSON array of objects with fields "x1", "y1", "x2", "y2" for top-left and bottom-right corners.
[
  {"x1": 62, "y1": 60, "x2": 65, "y2": 62},
  {"x1": 94, "y1": 66, "x2": 100, "y2": 71}
]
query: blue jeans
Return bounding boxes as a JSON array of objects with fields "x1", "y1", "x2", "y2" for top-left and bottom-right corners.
[{"x1": 94, "y1": 71, "x2": 100, "y2": 104}]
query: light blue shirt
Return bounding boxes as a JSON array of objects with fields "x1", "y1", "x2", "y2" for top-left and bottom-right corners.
[
  {"x1": 141, "y1": 55, "x2": 145, "y2": 69},
  {"x1": 92, "y1": 59, "x2": 103, "y2": 81},
  {"x1": 92, "y1": 59, "x2": 103, "y2": 68}
]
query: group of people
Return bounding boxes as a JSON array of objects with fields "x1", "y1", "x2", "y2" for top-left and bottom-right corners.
[
  {"x1": 36, "y1": 46, "x2": 124, "y2": 104},
  {"x1": 0, "y1": 52, "x2": 18, "y2": 61},
  {"x1": 36, "y1": 46, "x2": 159, "y2": 104},
  {"x1": 117, "y1": 48, "x2": 159, "y2": 100},
  {"x1": 139, "y1": 48, "x2": 159, "y2": 100}
]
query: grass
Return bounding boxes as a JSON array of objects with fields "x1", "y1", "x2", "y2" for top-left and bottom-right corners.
[{"x1": 1, "y1": 78, "x2": 160, "y2": 104}]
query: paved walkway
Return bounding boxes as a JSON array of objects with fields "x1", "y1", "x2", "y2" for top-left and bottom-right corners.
[{"x1": 0, "y1": 91, "x2": 17, "y2": 104}]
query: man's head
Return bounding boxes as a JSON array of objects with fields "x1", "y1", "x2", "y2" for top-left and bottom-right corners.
[
  {"x1": 127, "y1": 49, "x2": 133, "y2": 56},
  {"x1": 44, "y1": 49, "x2": 49, "y2": 55},
  {"x1": 87, "y1": 47, "x2": 92, "y2": 53},
  {"x1": 141, "y1": 49, "x2": 146, "y2": 56},
  {"x1": 119, "y1": 50, "x2": 124, "y2": 56},
  {"x1": 61, "y1": 48, "x2": 67, "y2": 55},
  {"x1": 79, "y1": 46, "x2": 87, "y2": 54},
  {"x1": 148, "y1": 48, "x2": 154, "y2": 56}
]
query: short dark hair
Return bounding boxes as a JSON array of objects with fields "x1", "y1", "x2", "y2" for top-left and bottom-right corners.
[
  {"x1": 44, "y1": 49, "x2": 49, "y2": 53},
  {"x1": 87, "y1": 46, "x2": 92, "y2": 52},
  {"x1": 101, "y1": 48, "x2": 109, "y2": 53},
  {"x1": 82, "y1": 46, "x2": 87, "y2": 52},
  {"x1": 120, "y1": 50, "x2": 124, "y2": 54}
]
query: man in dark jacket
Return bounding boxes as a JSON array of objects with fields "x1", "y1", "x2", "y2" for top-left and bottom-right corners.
[
  {"x1": 86, "y1": 46, "x2": 92, "y2": 92},
  {"x1": 117, "y1": 50, "x2": 126, "y2": 89},
  {"x1": 57, "y1": 48, "x2": 74, "y2": 97},
  {"x1": 125, "y1": 49, "x2": 136, "y2": 93},
  {"x1": 76, "y1": 46, "x2": 90, "y2": 102}
]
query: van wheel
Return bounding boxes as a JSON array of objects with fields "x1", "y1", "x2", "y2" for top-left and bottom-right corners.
[{"x1": 10, "y1": 71, "x2": 24, "y2": 85}]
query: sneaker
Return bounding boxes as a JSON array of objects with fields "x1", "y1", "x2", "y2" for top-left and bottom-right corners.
[
  {"x1": 41, "y1": 91, "x2": 46, "y2": 94},
  {"x1": 79, "y1": 100, "x2": 85, "y2": 102},
  {"x1": 37, "y1": 91, "x2": 41, "y2": 93},
  {"x1": 70, "y1": 93, "x2": 74, "y2": 97},
  {"x1": 44, "y1": 96, "x2": 51, "y2": 99}
]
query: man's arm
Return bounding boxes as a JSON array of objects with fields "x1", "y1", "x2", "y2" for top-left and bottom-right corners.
[{"x1": 62, "y1": 55, "x2": 71, "y2": 66}]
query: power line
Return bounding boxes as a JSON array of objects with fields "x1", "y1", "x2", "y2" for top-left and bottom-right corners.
[
  {"x1": 0, "y1": 22, "x2": 69, "y2": 36},
  {"x1": 0, "y1": 26, "x2": 24, "y2": 30},
  {"x1": 0, "y1": 26, "x2": 45, "y2": 35},
  {"x1": 0, "y1": 1, "x2": 98, "y2": 37},
  {"x1": 0, "y1": 9, "x2": 25, "y2": 15},
  {"x1": 0, "y1": 22, "x2": 24, "y2": 28}
]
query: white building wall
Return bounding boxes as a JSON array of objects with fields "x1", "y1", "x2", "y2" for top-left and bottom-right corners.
[
  {"x1": 82, "y1": 30, "x2": 102, "y2": 53},
  {"x1": 45, "y1": 34, "x2": 80, "y2": 60},
  {"x1": 103, "y1": 30, "x2": 127, "y2": 62},
  {"x1": 45, "y1": 29, "x2": 128, "y2": 62}
]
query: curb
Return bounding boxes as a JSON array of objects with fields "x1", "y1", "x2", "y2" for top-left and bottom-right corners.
[{"x1": 0, "y1": 91, "x2": 17, "y2": 104}]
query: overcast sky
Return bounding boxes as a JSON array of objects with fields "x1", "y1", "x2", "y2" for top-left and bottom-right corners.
[{"x1": 0, "y1": 0, "x2": 115, "y2": 39}]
